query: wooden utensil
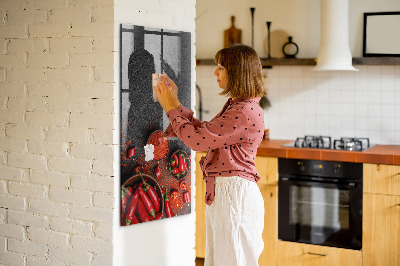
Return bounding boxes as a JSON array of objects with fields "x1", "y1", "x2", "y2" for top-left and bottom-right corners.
[{"x1": 224, "y1": 16, "x2": 242, "y2": 48}]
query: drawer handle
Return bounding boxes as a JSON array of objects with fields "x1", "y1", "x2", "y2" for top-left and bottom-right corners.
[{"x1": 307, "y1": 252, "x2": 328, "y2": 256}]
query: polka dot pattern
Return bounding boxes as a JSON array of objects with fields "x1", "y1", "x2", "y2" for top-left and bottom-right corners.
[{"x1": 165, "y1": 97, "x2": 265, "y2": 205}]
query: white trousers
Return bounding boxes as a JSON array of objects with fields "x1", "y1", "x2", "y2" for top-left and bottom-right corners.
[{"x1": 205, "y1": 176, "x2": 264, "y2": 266}]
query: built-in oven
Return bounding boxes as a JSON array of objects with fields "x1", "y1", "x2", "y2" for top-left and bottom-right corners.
[{"x1": 278, "y1": 158, "x2": 363, "y2": 250}]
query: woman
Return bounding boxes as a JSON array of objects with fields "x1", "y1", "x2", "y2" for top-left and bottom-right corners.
[{"x1": 154, "y1": 44, "x2": 266, "y2": 266}]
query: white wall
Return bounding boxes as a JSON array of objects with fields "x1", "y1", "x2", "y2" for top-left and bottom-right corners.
[
  {"x1": 113, "y1": 1, "x2": 197, "y2": 266},
  {"x1": 196, "y1": 0, "x2": 400, "y2": 58},
  {"x1": 196, "y1": 0, "x2": 400, "y2": 145}
]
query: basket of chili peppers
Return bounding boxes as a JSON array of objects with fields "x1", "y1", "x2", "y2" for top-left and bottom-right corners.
[
  {"x1": 169, "y1": 150, "x2": 189, "y2": 179},
  {"x1": 121, "y1": 173, "x2": 164, "y2": 225}
]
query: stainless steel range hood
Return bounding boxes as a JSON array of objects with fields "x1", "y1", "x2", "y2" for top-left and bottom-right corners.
[{"x1": 314, "y1": 0, "x2": 358, "y2": 71}]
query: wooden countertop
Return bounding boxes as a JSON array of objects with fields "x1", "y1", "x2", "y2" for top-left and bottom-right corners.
[{"x1": 257, "y1": 139, "x2": 400, "y2": 165}]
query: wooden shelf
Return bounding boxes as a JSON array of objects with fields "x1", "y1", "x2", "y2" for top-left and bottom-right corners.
[{"x1": 196, "y1": 57, "x2": 400, "y2": 67}]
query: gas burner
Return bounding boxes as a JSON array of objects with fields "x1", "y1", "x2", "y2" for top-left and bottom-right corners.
[
  {"x1": 333, "y1": 137, "x2": 370, "y2": 151},
  {"x1": 295, "y1": 135, "x2": 332, "y2": 149}
]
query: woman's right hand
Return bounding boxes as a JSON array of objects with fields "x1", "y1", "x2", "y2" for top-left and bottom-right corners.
[{"x1": 160, "y1": 76, "x2": 180, "y2": 109}]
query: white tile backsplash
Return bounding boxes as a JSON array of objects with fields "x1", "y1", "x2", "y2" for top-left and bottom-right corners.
[{"x1": 196, "y1": 65, "x2": 400, "y2": 144}]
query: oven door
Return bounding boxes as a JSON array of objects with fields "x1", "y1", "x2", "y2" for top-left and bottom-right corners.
[{"x1": 278, "y1": 176, "x2": 362, "y2": 250}]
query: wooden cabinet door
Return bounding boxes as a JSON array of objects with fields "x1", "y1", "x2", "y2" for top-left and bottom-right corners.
[
  {"x1": 277, "y1": 241, "x2": 362, "y2": 266},
  {"x1": 363, "y1": 193, "x2": 400, "y2": 266},
  {"x1": 195, "y1": 152, "x2": 207, "y2": 258},
  {"x1": 255, "y1": 156, "x2": 278, "y2": 186},
  {"x1": 259, "y1": 185, "x2": 278, "y2": 266},
  {"x1": 364, "y1": 164, "x2": 400, "y2": 196}
]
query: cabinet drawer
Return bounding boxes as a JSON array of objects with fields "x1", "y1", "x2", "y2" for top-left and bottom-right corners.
[
  {"x1": 364, "y1": 164, "x2": 400, "y2": 196},
  {"x1": 277, "y1": 241, "x2": 362, "y2": 266}
]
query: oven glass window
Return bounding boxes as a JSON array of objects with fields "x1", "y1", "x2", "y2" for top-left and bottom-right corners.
[{"x1": 290, "y1": 186, "x2": 349, "y2": 230}]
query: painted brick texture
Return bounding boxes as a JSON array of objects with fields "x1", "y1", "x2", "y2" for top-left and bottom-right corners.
[{"x1": 0, "y1": 0, "x2": 114, "y2": 264}]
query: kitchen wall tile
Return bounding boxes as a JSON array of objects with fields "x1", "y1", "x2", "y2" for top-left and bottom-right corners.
[
  {"x1": 394, "y1": 66, "x2": 400, "y2": 78},
  {"x1": 382, "y1": 78, "x2": 395, "y2": 91},
  {"x1": 316, "y1": 89, "x2": 329, "y2": 103},
  {"x1": 341, "y1": 88, "x2": 355, "y2": 104},
  {"x1": 355, "y1": 104, "x2": 368, "y2": 117},
  {"x1": 304, "y1": 88, "x2": 316, "y2": 103},
  {"x1": 354, "y1": 90, "x2": 368, "y2": 104},
  {"x1": 304, "y1": 102, "x2": 316, "y2": 115},
  {"x1": 367, "y1": 129, "x2": 382, "y2": 144},
  {"x1": 368, "y1": 117, "x2": 382, "y2": 130},
  {"x1": 342, "y1": 116, "x2": 355, "y2": 129},
  {"x1": 341, "y1": 128, "x2": 355, "y2": 137},
  {"x1": 396, "y1": 131, "x2": 400, "y2": 144},
  {"x1": 367, "y1": 91, "x2": 381, "y2": 105},
  {"x1": 367, "y1": 104, "x2": 382, "y2": 118},
  {"x1": 381, "y1": 131, "x2": 396, "y2": 144},
  {"x1": 316, "y1": 103, "x2": 330, "y2": 115},
  {"x1": 291, "y1": 67, "x2": 303, "y2": 78},
  {"x1": 292, "y1": 77, "x2": 304, "y2": 90},
  {"x1": 382, "y1": 105, "x2": 395, "y2": 118},
  {"x1": 316, "y1": 116, "x2": 330, "y2": 128},
  {"x1": 381, "y1": 65, "x2": 395, "y2": 77},
  {"x1": 341, "y1": 103, "x2": 355, "y2": 116},
  {"x1": 382, "y1": 90, "x2": 395, "y2": 104},
  {"x1": 382, "y1": 117, "x2": 396, "y2": 131},
  {"x1": 355, "y1": 116, "x2": 368, "y2": 130},
  {"x1": 328, "y1": 87, "x2": 341, "y2": 103}
]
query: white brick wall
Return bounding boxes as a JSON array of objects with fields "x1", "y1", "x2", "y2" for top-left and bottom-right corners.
[{"x1": 0, "y1": 0, "x2": 114, "y2": 265}]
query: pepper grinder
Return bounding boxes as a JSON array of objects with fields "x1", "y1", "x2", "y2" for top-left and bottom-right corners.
[{"x1": 250, "y1": 7, "x2": 255, "y2": 48}]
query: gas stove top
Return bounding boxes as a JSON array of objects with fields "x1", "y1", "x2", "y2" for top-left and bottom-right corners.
[{"x1": 283, "y1": 135, "x2": 374, "y2": 151}]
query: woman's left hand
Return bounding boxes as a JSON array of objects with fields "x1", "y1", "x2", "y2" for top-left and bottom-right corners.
[{"x1": 154, "y1": 78, "x2": 175, "y2": 114}]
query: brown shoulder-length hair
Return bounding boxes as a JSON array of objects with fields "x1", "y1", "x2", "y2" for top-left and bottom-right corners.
[{"x1": 214, "y1": 44, "x2": 266, "y2": 99}]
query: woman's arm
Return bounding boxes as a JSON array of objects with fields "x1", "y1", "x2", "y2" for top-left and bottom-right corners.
[{"x1": 165, "y1": 107, "x2": 248, "y2": 152}]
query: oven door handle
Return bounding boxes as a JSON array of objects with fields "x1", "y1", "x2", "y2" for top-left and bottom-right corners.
[{"x1": 280, "y1": 177, "x2": 357, "y2": 189}]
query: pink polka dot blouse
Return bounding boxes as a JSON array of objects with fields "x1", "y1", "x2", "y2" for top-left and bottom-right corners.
[{"x1": 163, "y1": 97, "x2": 265, "y2": 205}]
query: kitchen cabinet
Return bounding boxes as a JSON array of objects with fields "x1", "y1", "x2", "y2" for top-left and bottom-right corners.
[
  {"x1": 259, "y1": 184, "x2": 278, "y2": 266},
  {"x1": 195, "y1": 153, "x2": 279, "y2": 265},
  {"x1": 363, "y1": 193, "x2": 400, "y2": 266},
  {"x1": 363, "y1": 163, "x2": 400, "y2": 266},
  {"x1": 276, "y1": 241, "x2": 362, "y2": 266},
  {"x1": 363, "y1": 163, "x2": 400, "y2": 196}
]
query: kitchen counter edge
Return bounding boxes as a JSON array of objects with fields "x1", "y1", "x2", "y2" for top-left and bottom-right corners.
[{"x1": 256, "y1": 139, "x2": 400, "y2": 165}]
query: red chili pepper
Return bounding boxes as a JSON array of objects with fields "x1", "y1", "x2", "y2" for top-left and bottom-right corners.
[
  {"x1": 178, "y1": 154, "x2": 185, "y2": 172},
  {"x1": 184, "y1": 191, "x2": 191, "y2": 203},
  {"x1": 143, "y1": 180, "x2": 160, "y2": 213},
  {"x1": 179, "y1": 180, "x2": 187, "y2": 190},
  {"x1": 137, "y1": 198, "x2": 150, "y2": 223},
  {"x1": 165, "y1": 190, "x2": 173, "y2": 218},
  {"x1": 155, "y1": 212, "x2": 163, "y2": 220},
  {"x1": 154, "y1": 165, "x2": 161, "y2": 179},
  {"x1": 170, "y1": 189, "x2": 178, "y2": 200},
  {"x1": 172, "y1": 167, "x2": 179, "y2": 175},
  {"x1": 120, "y1": 187, "x2": 131, "y2": 226},
  {"x1": 138, "y1": 187, "x2": 155, "y2": 217},
  {"x1": 128, "y1": 147, "x2": 135, "y2": 158},
  {"x1": 125, "y1": 189, "x2": 140, "y2": 225},
  {"x1": 173, "y1": 153, "x2": 179, "y2": 165},
  {"x1": 170, "y1": 158, "x2": 176, "y2": 167},
  {"x1": 133, "y1": 165, "x2": 142, "y2": 174},
  {"x1": 182, "y1": 155, "x2": 188, "y2": 171}
]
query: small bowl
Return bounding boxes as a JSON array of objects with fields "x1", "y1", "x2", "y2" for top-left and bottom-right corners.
[
  {"x1": 122, "y1": 173, "x2": 164, "y2": 215},
  {"x1": 147, "y1": 130, "x2": 169, "y2": 160},
  {"x1": 169, "y1": 150, "x2": 189, "y2": 180}
]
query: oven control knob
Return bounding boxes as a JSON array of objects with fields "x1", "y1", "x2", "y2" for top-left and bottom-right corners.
[{"x1": 334, "y1": 164, "x2": 341, "y2": 174}]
